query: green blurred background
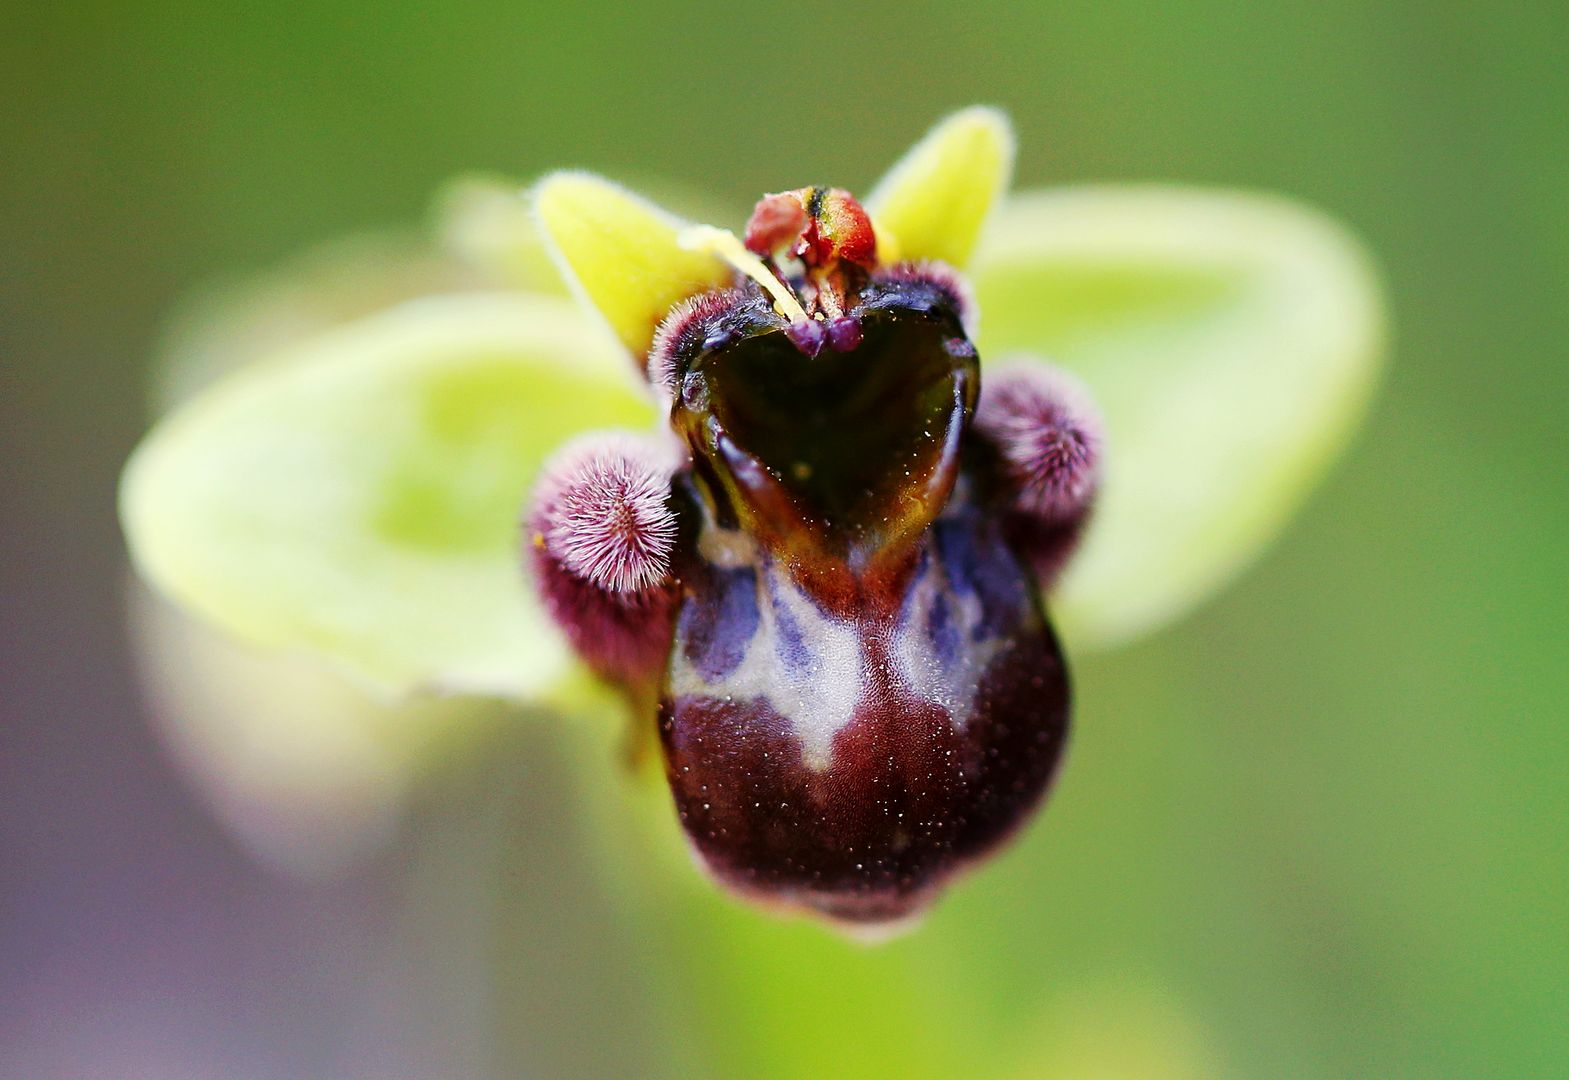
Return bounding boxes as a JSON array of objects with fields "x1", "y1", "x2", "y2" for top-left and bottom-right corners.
[{"x1": 3, "y1": 2, "x2": 1565, "y2": 1077}]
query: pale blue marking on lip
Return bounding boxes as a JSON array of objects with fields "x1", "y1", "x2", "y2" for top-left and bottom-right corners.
[
  {"x1": 934, "y1": 510, "x2": 1025, "y2": 644},
  {"x1": 680, "y1": 563, "x2": 760, "y2": 682},
  {"x1": 928, "y1": 588, "x2": 960, "y2": 666},
  {"x1": 766, "y1": 570, "x2": 813, "y2": 677},
  {"x1": 893, "y1": 543, "x2": 961, "y2": 669}
]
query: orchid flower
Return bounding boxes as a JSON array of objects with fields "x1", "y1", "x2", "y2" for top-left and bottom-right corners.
[{"x1": 119, "y1": 109, "x2": 1383, "y2": 930}]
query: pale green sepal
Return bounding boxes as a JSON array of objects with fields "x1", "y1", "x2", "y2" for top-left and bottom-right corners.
[
  {"x1": 121, "y1": 292, "x2": 658, "y2": 698},
  {"x1": 971, "y1": 186, "x2": 1385, "y2": 648}
]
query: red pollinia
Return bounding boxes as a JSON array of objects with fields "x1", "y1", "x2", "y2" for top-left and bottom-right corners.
[{"x1": 529, "y1": 121, "x2": 1100, "y2": 930}]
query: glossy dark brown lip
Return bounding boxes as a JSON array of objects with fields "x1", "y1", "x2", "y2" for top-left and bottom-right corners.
[{"x1": 672, "y1": 305, "x2": 978, "y2": 577}]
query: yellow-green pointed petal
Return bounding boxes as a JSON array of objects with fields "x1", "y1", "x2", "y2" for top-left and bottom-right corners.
[
  {"x1": 533, "y1": 172, "x2": 733, "y2": 357},
  {"x1": 971, "y1": 186, "x2": 1385, "y2": 650},
  {"x1": 120, "y1": 292, "x2": 658, "y2": 698},
  {"x1": 867, "y1": 107, "x2": 1015, "y2": 268}
]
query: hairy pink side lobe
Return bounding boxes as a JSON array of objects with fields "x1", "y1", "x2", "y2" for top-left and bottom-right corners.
[
  {"x1": 973, "y1": 363, "x2": 1102, "y2": 586},
  {"x1": 528, "y1": 436, "x2": 678, "y2": 686}
]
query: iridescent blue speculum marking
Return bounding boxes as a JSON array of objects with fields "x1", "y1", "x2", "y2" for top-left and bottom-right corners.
[{"x1": 529, "y1": 186, "x2": 1100, "y2": 932}]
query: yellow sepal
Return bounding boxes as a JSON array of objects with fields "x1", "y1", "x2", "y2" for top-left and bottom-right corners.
[
  {"x1": 533, "y1": 172, "x2": 733, "y2": 357},
  {"x1": 867, "y1": 107, "x2": 1015, "y2": 269}
]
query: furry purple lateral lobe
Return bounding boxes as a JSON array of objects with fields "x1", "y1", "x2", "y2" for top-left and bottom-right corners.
[
  {"x1": 534, "y1": 435, "x2": 677, "y2": 594},
  {"x1": 527, "y1": 436, "x2": 679, "y2": 684},
  {"x1": 974, "y1": 363, "x2": 1101, "y2": 525},
  {"x1": 529, "y1": 543, "x2": 676, "y2": 685},
  {"x1": 970, "y1": 363, "x2": 1102, "y2": 586}
]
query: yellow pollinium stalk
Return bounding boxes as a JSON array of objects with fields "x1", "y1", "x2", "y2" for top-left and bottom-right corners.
[{"x1": 677, "y1": 224, "x2": 808, "y2": 323}]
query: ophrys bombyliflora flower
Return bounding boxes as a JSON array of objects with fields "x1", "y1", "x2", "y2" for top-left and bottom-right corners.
[
  {"x1": 120, "y1": 108, "x2": 1384, "y2": 933},
  {"x1": 529, "y1": 145, "x2": 1099, "y2": 927}
]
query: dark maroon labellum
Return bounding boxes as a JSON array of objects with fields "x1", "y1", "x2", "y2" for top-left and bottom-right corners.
[{"x1": 657, "y1": 274, "x2": 1071, "y2": 929}]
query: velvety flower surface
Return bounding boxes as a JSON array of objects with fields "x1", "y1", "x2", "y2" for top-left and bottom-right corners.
[{"x1": 119, "y1": 108, "x2": 1383, "y2": 928}]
